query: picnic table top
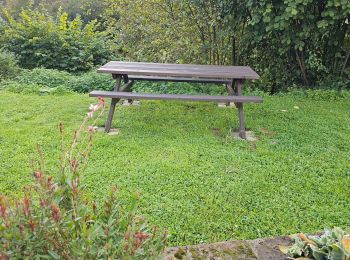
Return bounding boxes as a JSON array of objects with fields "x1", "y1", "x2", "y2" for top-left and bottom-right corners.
[{"x1": 97, "y1": 61, "x2": 260, "y2": 80}]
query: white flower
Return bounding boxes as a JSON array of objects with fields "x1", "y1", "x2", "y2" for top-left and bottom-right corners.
[{"x1": 87, "y1": 111, "x2": 94, "y2": 118}]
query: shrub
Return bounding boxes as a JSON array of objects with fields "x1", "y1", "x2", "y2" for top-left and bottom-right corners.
[
  {"x1": 277, "y1": 88, "x2": 350, "y2": 101},
  {"x1": 0, "y1": 98, "x2": 167, "y2": 258},
  {"x1": 2, "y1": 81, "x2": 72, "y2": 95},
  {"x1": 281, "y1": 227, "x2": 350, "y2": 260},
  {"x1": 132, "y1": 81, "x2": 226, "y2": 95},
  {"x1": 0, "y1": 9, "x2": 113, "y2": 72},
  {"x1": 15, "y1": 68, "x2": 71, "y2": 88},
  {"x1": 0, "y1": 50, "x2": 20, "y2": 81},
  {"x1": 2, "y1": 68, "x2": 114, "y2": 94},
  {"x1": 67, "y1": 71, "x2": 115, "y2": 93}
]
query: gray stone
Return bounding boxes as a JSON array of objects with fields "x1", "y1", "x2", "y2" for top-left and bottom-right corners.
[
  {"x1": 95, "y1": 127, "x2": 119, "y2": 136},
  {"x1": 122, "y1": 99, "x2": 141, "y2": 106},
  {"x1": 163, "y1": 236, "x2": 292, "y2": 260},
  {"x1": 232, "y1": 131, "x2": 257, "y2": 141},
  {"x1": 218, "y1": 102, "x2": 237, "y2": 108},
  {"x1": 107, "y1": 128, "x2": 120, "y2": 135},
  {"x1": 122, "y1": 99, "x2": 131, "y2": 106}
]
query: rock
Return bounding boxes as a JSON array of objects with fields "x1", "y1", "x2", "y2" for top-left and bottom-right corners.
[
  {"x1": 163, "y1": 236, "x2": 292, "y2": 260},
  {"x1": 232, "y1": 131, "x2": 257, "y2": 142}
]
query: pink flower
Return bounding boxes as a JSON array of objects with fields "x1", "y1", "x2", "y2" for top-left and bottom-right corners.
[
  {"x1": 23, "y1": 196, "x2": 30, "y2": 217},
  {"x1": 0, "y1": 196, "x2": 7, "y2": 218},
  {"x1": 70, "y1": 159, "x2": 79, "y2": 171},
  {"x1": 29, "y1": 220, "x2": 36, "y2": 232},
  {"x1": 50, "y1": 203, "x2": 61, "y2": 222},
  {"x1": 40, "y1": 199, "x2": 47, "y2": 208},
  {"x1": 89, "y1": 126, "x2": 94, "y2": 144},
  {"x1": 89, "y1": 104, "x2": 99, "y2": 112},
  {"x1": 98, "y1": 96, "x2": 105, "y2": 107},
  {"x1": 87, "y1": 111, "x2": 94, "y2": 118},
  {"x1": 34, "y1": 171, "x2": 42, "y2": 182},
  {"x1": 72, "y1": 177, "x2": 79, "y2": 194}
]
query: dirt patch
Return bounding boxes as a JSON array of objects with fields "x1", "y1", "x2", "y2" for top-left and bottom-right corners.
[
  {"x1": 260, "y1": 128, "x2": 276, "y2": 137},
  {"x1": 212, "y1": 128, "x2": 221, "y2": 137}
]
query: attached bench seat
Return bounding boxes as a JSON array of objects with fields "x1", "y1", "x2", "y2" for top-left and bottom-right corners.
[{"x1": 89, "y1": 91, "x2": 263, "y2": 103}]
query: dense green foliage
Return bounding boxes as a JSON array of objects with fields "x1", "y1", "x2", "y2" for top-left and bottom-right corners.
[
  {"x1": 0, "y1": 98, "x2": 167, "y2": 258},
  {"x1": 247, "y1": 0, "x2": 350, "y2": 91},
  {"x1": 0, "y1": 91, "x2": 349, "y2": 246},
  {"x1": 0, "y1": 68, "x2": 115, "y2": 94},
  {"x1": 0, "y1": 68, "x2": 233, "y2": 95},
  {"x1": 104, "y1": 0, "x2": 350, "y2": 91},
  {"x1": 0, "y1": 9, "x2": 112, "y2": 72},
  {"x1": 1, "y1": 0, "x2": 348, "y2": 91},
  {"x1": 0, "y1": 50, "x2": 20, "y2": 81}
]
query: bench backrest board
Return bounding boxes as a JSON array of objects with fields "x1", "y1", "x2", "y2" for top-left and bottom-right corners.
[{"x1": 97, "y1": 61, "x2": 260, "y2": 80}]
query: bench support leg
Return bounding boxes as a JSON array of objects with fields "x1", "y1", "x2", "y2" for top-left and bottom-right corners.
[
  {"x1": 225, "y1": 81, "x2": 235, "y2": 106},
  {"x1": 105, "y1": 75, "x2": 122, "y2": 132},
  {"x1": 236, "y1": 80, "x2": 246, "y2": 139}
]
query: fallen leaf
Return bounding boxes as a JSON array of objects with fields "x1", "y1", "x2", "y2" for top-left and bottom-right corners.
[
  {"x1": 298, "y1": 233, "x2": 317, "y2": 246},
  {"x1": 294, "y1": 106, "x2": 300, "y2": 109},
  {"x1": 278, "y1": 245, "x2": 290, "y2": 254},
  {"x1": 281, "y1": 109, "x2": 287, "y2": 112},
  {"x1": 342, "y1": 236, "x2": 350, "y2": 253}
]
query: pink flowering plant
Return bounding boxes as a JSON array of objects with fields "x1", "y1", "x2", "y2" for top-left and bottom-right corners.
[{"x1": 0, "y1": 97, "x2": 167, "y2": 259}]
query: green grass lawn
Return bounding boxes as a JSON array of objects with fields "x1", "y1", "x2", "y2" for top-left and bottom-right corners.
[{"x1": 0, "y1": 91, "x2": 349, "y2": 246}]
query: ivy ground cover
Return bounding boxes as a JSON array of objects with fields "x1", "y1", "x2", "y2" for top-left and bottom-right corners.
[{"x1": 0, "y1": 91, "x2": 349, "y2": 246}]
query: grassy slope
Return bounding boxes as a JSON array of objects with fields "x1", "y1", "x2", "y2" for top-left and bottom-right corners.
[{"x1": 0, "y1": 91, "x2": 349, "y2": 246}]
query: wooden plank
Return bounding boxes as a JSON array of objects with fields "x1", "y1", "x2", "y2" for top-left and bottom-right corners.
[
  {"x1": 103, "y1": 62, "x2": 254, "y2": 73},
  {"x1": 89, "y1": 91, "x2": 263, "y2": 103},
  {"x1": 127, "y1": 75, "x2": 231, "y2": 84},
  {"x1": 98, "y1": 61, "x2": 260, "y2": 80},
  {"x1": 104, "y1": 61, "x2": 255, "y2": 71}
]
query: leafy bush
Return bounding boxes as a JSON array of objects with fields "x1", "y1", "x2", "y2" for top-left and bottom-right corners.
[
  {"x1": 1, "y1": 68, "x2": 114, "y2": 94},
  {"x1": 67, "y1": 71, "x2": 115, "y2": 93},
  {"x1": 317, "y1": 76, "x2": 350, "y2": 90},
  {"x1": 0, "y1": 50, "x2": 21, "y2": 81},
  {"x1": 281, "y1": 227, "x2": 350, "y2": 260},
  {"x1": 15, "y1": 68, "x2": 71, "y2": 88},
  {"x1": 0, "y1": 9, "x2": 113, "y2": 72},
  {"x1": 132, "y1": 81, "x2": 227, "y2": 95},
  {"x1": 1, "y1": 81, "x2": 71, "y2": 95},
  {"x1": 277, "y1": 89, "x2": 350, "y2": 101},
  {"x1": 0, "y1": 98, "x2": 167, "y2": 258}
]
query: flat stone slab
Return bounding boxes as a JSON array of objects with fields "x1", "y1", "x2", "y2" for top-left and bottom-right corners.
[
  {"x1": 218, "y1": 102, "x2": 237, "y2": 108},
  {"x1": 233, "y1": 131, "x2": 257, "y2": 141},
  {"x1": 122, "y1": 100, "x2": 141, "y2": 106},
  {"x1": 163, "y1": 236, "x2": 292, "y2": 259},
  {"x1": 95, "y1": 127, "x2": 120, "y2": 136}
]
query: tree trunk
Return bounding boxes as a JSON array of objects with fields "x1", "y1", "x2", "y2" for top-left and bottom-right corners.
[
  {"x1": 295, "y1": 50, "x2": 310, "y2": 86},
  {"x1": 340, "y1": 51, "x2": 350, "y2": 77},
  {"x1": 232, "y1": 36, "x2": 236, "y2": 65}
]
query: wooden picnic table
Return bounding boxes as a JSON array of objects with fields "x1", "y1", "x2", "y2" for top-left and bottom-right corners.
[{"x1": 90, "y1": 61, "x2": 262, "y2": 139}]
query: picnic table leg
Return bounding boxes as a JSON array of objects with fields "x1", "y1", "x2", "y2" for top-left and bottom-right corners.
[
  {"x1": 235, "y1": 79, "x2": 246, "y2": 139},
  {"x1": 105, "y1": 74, "x2": 122, "y2": 132},
  {"x1": 122, "y1": 75, "x2": 133, "y2": 104},
  {"x1": 225, "y1": 80, "x2": 235, "y2": 106}
]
